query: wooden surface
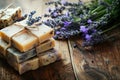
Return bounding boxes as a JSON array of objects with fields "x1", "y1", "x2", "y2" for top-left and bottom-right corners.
[{"x1": 0, "y1": 0, "x2": 120, "y2": 80}]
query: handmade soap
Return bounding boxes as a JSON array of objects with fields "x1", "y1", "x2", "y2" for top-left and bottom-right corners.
[
  {"x1": 39, "y1": 49, "x2": 62, "y2": 66},
  {"x1": 7, "y1": 49, "x2": 62, "y2": 74},
  {"x1": 36, "y1": 38, "x2": 55, "y2": 54},
  {"x1": 0, "y1": 7, "x2": 22, "y2": 29},
  {"x1": 0, "y1": 38, "x2": 55, "y2": 63},
  {"x1": 16, "y1": 20, "x2": 54, "y2": 43},
  {"x1": 0, "y1": 23, "x2": 54, "y2": 52},
  {"x1": 0, "y1": 25, "x2": 23, "y2": 43},
  {"x1": 0, "y1": 37, "x2": 8, "y2": 56},
  {"x1": 6, "y1": 38, "x2": 55, "y2": 63},
  {"x1": 12, "y1": 30, "x2": 38, "y2": 52}
]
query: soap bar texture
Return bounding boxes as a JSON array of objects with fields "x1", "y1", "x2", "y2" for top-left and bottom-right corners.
[
  {"x1": 0, "y1": 38, "x2": 55, "y2": 63},
  {"x1": 0, "y1": 7, "x2": 22, "y2": 29},
  {"x1": 0, "y1": 23, "x2": 54, "y2": 52},
  {"x1": 0, "y1": 37, "x2": 8, "y2": 55},
  {"x1": 7, "y1": 48, "x2": 62, "y2": 74}
]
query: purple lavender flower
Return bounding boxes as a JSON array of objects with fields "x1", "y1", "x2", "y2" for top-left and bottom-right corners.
[
  {"x1": 87, "y1": 19, "x2": 92, "y2": 24},
  {"x1": 65, "y1": 12, "x2": 70, "y2": 17},
  {"x1": 53, "y1": 12, "x2": 58, "y2": 17},
  {"x1": 85, "y1": 34, "x2": 92, "y2": 41},
  {"x1": 63, "y1": 21, "x2": 71, "y2": 27},
  {"x1": 61, "y1": 27, "x2": 66, "y2": 31},
  {"x1": 56, "y1": 31, "x2": 61, "y2": 35},
  {"x1": 61, "y1": 0, "x2": 67, "y2": 5},
  {"x1": 80, "y1": 26, "x2": 88, "y2": 33}
]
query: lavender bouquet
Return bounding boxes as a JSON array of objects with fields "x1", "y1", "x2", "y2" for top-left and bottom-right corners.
[{"x1": 43, "y1": 0, "x2": 120, "y2": 47}]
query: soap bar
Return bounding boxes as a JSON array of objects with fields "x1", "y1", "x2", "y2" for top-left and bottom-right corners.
[
  {"x1": 7, "y1": 48, "x2": 62, "y2": 74},
  {"x1": 0, "y1": 7, "x2": 22, "y2": 29},
  {"x1": 17, "y1": 21, "x2": 54, "y2": 43},
  {"x1": 0, "y1": 37, "x2": 8, "y2": 55},
  {"x1": 36, "y1": 38, "x2": 55, "y2": 54},
  {"x1": 0, "y1": 25, "x2": 23, "y2": 43},
  {"x1": 6, "y1": 38, "x2": 55, "y2": 63},
  {"x1": 12, "y1": 29, "x2": 38, "y2": 52},
  {"x1": 0, "y1": 23, "x2": 54, "y2": 52},
  {"x1": 0, "y1": 38, "x2": 55, "y2": 63},
  {"x1": 39, "y1": 49, "x2": 62, "y2": 66}
]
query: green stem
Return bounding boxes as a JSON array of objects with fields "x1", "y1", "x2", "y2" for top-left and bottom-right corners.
[
  {"x1": 90, "y1": 5, "x2": 105, "y2": 14},
  {"x1": 91, "y1": 9, "x2": 106, "y2": 20},
  {"x1": 101, "y1": 23, "x2": 120, "y2": 34}
]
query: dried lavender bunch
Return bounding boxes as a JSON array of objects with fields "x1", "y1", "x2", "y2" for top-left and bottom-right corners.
[
  {"x1": 43, "y1": 0, "x2": 120, "y2": 47},
  {"x1": 43, "y1": 0, "x2": 89, "y2": 39},
  {"x1": 26, "y1": 11, "x2": 41, "y2": 26},
  {"x1": 80, "y1": 19, "x2": 120, "y2": 47},
  {"x1": 80, "y1": 0, "x2": 120, "y2": 47}
]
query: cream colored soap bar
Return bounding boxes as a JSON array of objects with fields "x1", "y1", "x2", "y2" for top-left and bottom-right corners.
[
  {"x1": 0, "y1": 23, "x2": 54, "y2": 52},
  {"x1": 7, "y1": 49, "x2": 62, "y2": 74},
  {"x1": 39, "y1": 49, "x2": 62, "y2": 66},
  {"x1": 0, "y1": 38, "x2": 55, "y2": 63},
  {"x1": 0, "y1": 25, "x2": 23, "y2": 43},
  {"x1": 0, "y1": 7, "x2": 22, "y2": 29},
  {"x1": 0, "y1": 37, "x2": 8, "y2": 55}
]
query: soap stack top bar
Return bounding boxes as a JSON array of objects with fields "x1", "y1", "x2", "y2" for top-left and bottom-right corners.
[
  {"x1": 0, "y1": 7, "x2": 22, "y2": 29},
  {"x1": 0, "y1": 25, "x2": 23, "y2": 42},
  {"x1": 0, "y1": 22, "x2": 54, "y2": 52}
]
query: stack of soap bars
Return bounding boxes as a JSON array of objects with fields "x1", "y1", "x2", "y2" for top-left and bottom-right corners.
[
  {"x1": 0, "y1": 6, "x2": 22, "y2": 29},
  {"x1": 0, "y1": 20, "x2": 62, "y2": 74}
]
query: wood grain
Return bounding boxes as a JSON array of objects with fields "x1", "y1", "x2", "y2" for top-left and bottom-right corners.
[
  {"x1": 0, "y1": 0, "x2": 120, "y2": 80},
  {"x1": 68, "y1": 28, "x2": 120, "y2": 80}
]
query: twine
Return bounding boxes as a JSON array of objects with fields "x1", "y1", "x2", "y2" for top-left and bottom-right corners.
[
  {"x1": 3, "y1": 23, "x2": 41, "y2": 56},
  {"x1": 0, "y1": 3, "x2": 14, "y2": 18}
]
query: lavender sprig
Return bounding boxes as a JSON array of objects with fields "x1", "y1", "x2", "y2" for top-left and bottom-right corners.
[{"x1": 26, "y1": 11, "x2": 41, "y2": 26}]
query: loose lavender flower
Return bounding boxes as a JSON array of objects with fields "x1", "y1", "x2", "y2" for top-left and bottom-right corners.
[
  {"x1": 85, "y1": 34, "x2": 92, "y2": 41},
  {"x1": 56, "y1": 31, "x2": 61, "y2": 35},
  {"x1": 26, "y1": 11, "x2": 41, "y2": 26},
  {"x1": 65, "y1": 12, "x2": 70, "y2": 17},
  {"x1": 80, "y1": 26, "x2": 88, "y2": 33},
  {"x1": 61, "y1": 0, "x2": 67, "y2": 5},
  {"x1": 87, "y1": 19, "x2": 92, "y2": 24},
  {"x1": 63, "y1": 21, "x2": 71, "y2": 27},
  {"x1": 51, "y1": 12, "x2": 58, "y2": 18},
  {"x1": 61, "y1": 27, "x2": 66, "y2": 31}
]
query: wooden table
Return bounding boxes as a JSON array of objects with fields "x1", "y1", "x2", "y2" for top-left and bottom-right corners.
[{"x1": 0, "y1": 0, "x2": 120, "y2": 80}]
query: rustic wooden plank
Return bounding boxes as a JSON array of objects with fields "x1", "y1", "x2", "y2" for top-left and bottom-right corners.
[
  {"x1": 0, "y1": 59, "x2": 23, "y2": 80},
  {"x1": 68, "y1": 27, "x2": 120, "y2": 80}
]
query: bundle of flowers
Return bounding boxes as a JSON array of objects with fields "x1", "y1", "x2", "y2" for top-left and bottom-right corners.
[{"x1": 43, "y1": 0, "x2": 120, "y2": 47}]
